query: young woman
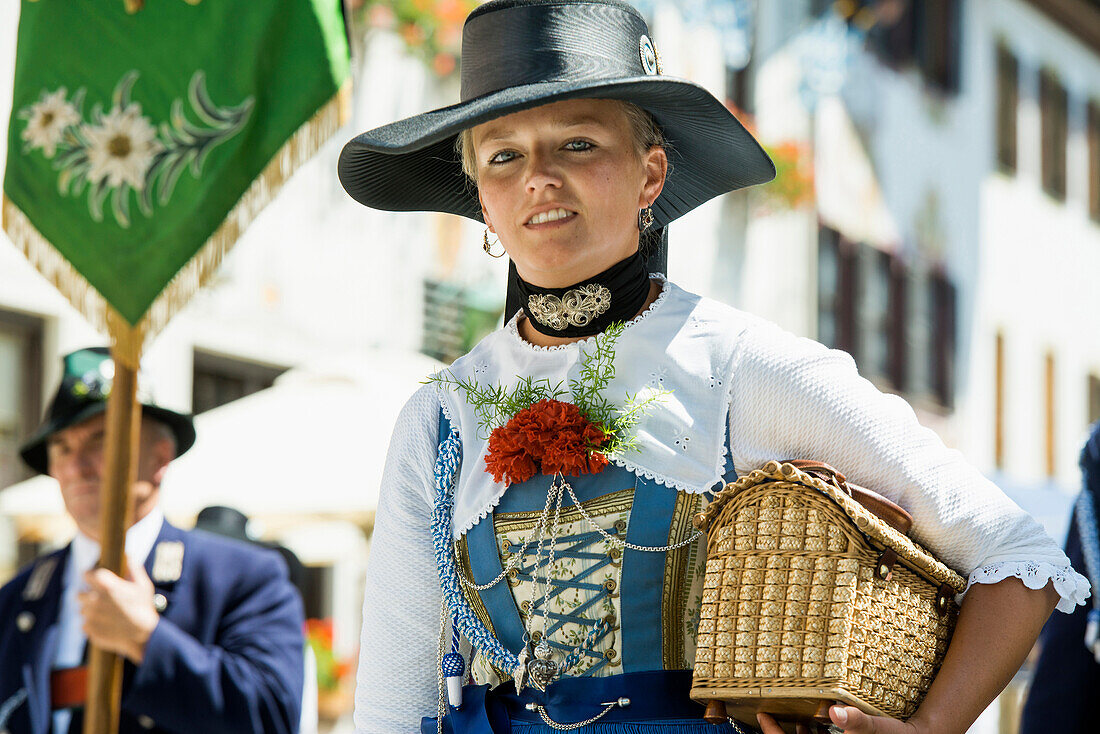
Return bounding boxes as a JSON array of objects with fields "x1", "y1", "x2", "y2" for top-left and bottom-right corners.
[{"x1": 338, "y1": 2, "x2": 1088, "y2": 732}]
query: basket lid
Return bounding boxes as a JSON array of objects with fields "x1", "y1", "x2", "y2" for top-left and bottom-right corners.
[{"x1": 699, "y1": 461, "x2": 967, "y2": 594}]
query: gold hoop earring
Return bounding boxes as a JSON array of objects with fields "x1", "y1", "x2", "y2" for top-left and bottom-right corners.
[
  {"x1": 638, "y1": 206, "x2": 654, "y2": 233},
  {"x1": 483, "y1": 228, "x2": 505, "y2": 258}
]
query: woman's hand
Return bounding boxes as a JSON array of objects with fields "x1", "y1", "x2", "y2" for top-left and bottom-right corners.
[{"x1": 756, "y1": 707, "x2": 920, "y2": 734}]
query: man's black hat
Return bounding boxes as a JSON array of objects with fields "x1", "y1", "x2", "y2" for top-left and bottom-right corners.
[
  {"x1": 338, "y1": 0, "x2": 775, "y2": 226},
  {"x1": 18, "y1": 347, "x2": 196, "y2": 475}
]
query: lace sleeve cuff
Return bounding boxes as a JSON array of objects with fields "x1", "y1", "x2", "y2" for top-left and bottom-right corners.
[{"x1": 963, "y1": 561, "x2": 1091, "y2": 614}]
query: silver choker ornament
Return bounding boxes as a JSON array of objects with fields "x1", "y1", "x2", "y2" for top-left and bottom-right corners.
[{"x1": 526, "y1": 283, "x2": 611, "y2": 331}]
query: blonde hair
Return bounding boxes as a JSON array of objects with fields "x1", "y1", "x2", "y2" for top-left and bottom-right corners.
[{"x1": 456, "y1": 100, "x2": 664, "y2": 182}]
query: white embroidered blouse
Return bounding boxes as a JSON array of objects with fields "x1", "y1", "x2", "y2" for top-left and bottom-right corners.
[{"x1": 353, "y1": 278, "x2": 1089, "y2": 734}]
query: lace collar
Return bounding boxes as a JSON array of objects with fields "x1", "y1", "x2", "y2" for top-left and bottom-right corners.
[{"x1": 436, "y1": 280, "x2": 763, "y2": 537}]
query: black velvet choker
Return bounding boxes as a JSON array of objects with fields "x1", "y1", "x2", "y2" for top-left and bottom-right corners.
[{"x1": 508, "y1": 251, "x2": 651, "y2": 338}]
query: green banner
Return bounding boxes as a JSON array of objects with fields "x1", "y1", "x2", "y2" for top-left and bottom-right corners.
[{"x1": 4, "y1": 0, "x2": 350, "y2": 333}]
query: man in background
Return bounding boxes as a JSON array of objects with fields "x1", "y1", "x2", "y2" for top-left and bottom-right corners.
[
  {"x1": 0, "y1": 347, "x2": 304, "y2": 734},
  {"x1": 1019, "y1": 422, "x2": 1100, "y2": 733}
]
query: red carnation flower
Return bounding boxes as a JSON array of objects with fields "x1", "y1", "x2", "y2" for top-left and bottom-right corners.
[
  {"x1": 485, "y1": 429, "x2": 538, "y2": 485},
  {"x1": 484, "y1": 399, "x2": 610, "y2": 485}
]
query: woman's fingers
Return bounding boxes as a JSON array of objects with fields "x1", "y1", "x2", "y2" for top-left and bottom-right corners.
[
  {"x1": 756, "y1": 712, "x2": 786, "y2": 733},
  {"x1": 758, "y1": 706, "x2": 921, "y2": 734},
  {"x1": 829, "y1": 705, "x2": 920, "y2": 733}
]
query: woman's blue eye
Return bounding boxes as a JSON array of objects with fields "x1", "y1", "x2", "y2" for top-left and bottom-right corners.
[
  {"x1": 564, "y1": 140, "x2": 593, "y2": 151},
  {"x1": 488, "y1": 150, "x2": 517, "y2": 164}
]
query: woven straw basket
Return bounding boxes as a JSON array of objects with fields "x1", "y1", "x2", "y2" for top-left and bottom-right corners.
[{"x1": 689, "y1": 461, "x2": 966, "y2": 731}]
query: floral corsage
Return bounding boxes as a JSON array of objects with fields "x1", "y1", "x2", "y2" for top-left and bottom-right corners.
[{"x1": 430, "y1": 322, "x2": 667, "y2": 485}]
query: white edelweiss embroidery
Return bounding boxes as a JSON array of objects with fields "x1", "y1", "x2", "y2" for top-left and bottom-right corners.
[
  {"x1": 84, "y1": 103, "x2": 164, "y2": 191},
  {"x1": 707, "y1": 375, "x2": 724, "y2": 390},
  {"x1": 527, "y1": 284, "x2": 611, "y2": 330},
  {"x1": 17, "y1": 70, "x2": 253, "y2": 229},
  {"x1": 20, "y1": 89, "x2": 81, "y2": 157}
]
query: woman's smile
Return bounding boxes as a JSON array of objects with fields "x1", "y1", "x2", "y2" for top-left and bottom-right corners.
[
  {"x1": 525, "y1": 206, "x2": 577, "y2": 227},
  {"x1": 472, "y1": 98, "x2": 666, "y2": 288}
]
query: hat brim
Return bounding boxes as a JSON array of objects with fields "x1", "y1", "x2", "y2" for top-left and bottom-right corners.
[
  {"x1": 338, "y1": 75, "x2": 775, "y2": 227},
  {"x1": 17, "y1": 403, "x2": 197, "y2": 477}
]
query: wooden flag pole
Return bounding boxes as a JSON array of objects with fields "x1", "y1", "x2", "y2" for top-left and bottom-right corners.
[{"x1": 84, "y1": 351, "x2": 142, "y2": 734}]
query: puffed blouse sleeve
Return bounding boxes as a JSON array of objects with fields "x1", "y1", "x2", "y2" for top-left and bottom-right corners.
[
  {"x1": 725, "y1": 322, "x2": 1089, "y2": 613},
  {"x1": 355, "y1": 384, "x2": 443, "y2": 734}
]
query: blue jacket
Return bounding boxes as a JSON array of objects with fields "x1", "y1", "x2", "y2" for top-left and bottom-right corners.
[
  {"x1": 1019, "y1": 425, "x2": 1100, "y2": 734},
  {"x1": 0, "y1": 521, "x2": 305, "y2": 734}
]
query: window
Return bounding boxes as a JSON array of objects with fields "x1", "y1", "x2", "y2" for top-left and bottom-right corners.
[
  {"x1": 863, "y1": 249, "x2": 907, "y2": 391},
  {"x1": 818, "y1": 227, "x2": 955, "y2": 407},
  {"x1": 887, "y1": 255, "x2": 909, "y2": 391},
  {"x1": 995, "y1": 332, "x2": 1006, "y2": 469},
  {"x1": 863, "y1": 0, "x2": 960, "y2": 93},
  {"x1": 1045, "y1": 352, "x2": 1057, "y2": 477},
  {"x1": 996, "y1": 43, "x2": 1018, "y2": 173},
  {"x1": 0, "y1": 310, "x2": 44, "y2": 490},
  {"x1": 817, "y1": 225, "x2": 861, "y2": 361},
  {"x1": 1089, "y1": 101, "x2": 1100, "y2": 222},
  {"x1": 725, "y1": 64, "x2": 753, "y2": 116},
  {"x1": 1040, "y1": 68, "x2": 1068, "y2": 201},
  {"x1": 192, "y1": 351, "x2": 288, "y2": 414},
  {"x1": 915, "y1": 0, "x2": 961, "y2": 92},
  {"x1": 929, "y1": 270, "x2": 956, "y2": 408},
  {"x1": 866, "y1": 1, "x2": 916, "y2": 67}
]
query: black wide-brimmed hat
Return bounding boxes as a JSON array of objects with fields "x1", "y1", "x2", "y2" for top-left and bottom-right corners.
[
  {"x1": 18, "y1": 347, "x2": 196, "y2": 476},
  {"x1": 338, "y1": 0, "x2": 775, "y2": 226}
]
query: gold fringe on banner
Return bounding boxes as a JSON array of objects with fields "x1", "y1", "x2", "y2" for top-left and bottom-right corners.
[{"x1": 2, "y1": 81, "x2": 352, "y2": 369}]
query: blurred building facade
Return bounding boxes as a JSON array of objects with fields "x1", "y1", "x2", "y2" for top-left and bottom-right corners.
[
  {"x1": 731, "y1": 0, "x2": 1100, "y2": 523},
  {"x1": 2, "y1": 0, "x2": 1100, "y2": 731}
]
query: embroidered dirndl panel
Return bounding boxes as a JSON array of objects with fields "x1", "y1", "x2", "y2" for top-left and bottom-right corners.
[
  {"x1": 460, "y1": 486, "x2": 633, "y2": 684},
  {"x1": 496, "y1": 487, "x2": 632, "y2": 676}
]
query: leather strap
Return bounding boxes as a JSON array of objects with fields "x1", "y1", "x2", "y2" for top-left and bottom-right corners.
[
  {"x1": 50, "y1": 665, "x2": 87, "y2": 710},
  {"x1": 785, "y1": 460, "x2": 914, "y2": 535}
]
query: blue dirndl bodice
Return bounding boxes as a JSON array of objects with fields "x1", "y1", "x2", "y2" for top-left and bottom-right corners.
[{"x1": 429, "y1": 410, "x2": 750, "y2": 733}]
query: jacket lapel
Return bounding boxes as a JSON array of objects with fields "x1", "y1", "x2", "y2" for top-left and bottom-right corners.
[{"x1": 12, "y1": 546, "x2": 69, "y2": 734}]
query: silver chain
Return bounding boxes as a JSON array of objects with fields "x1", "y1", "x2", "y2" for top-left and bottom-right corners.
[
  {"x1": 534, "y1": 476, "x2": 566, "y2": 641},
  {"x1": 727, "y1": 716, "x2": 749, "y2": 733},
  {"x1": 531, "y1": 701, "x2": 620, "y2": 730},
  {"x1": 562, "y1": 480, "x2": 703, "y2": 552},
  {"x1": 455, "y1": 483, "x2": 557, "y2": 591},
  {"x1": 435, "y1": 597, "x2": 447, "y2": 734},
  {"x1": 455, "y1": 474, "x2": 702, "y2": 594}
]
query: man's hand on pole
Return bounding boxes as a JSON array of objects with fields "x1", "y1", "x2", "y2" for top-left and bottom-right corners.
[{"x1": 79, "y1": 556, "x2": 159, "y2": 664}]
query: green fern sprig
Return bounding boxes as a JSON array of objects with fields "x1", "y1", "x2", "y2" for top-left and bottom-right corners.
[
  {"x1": 428, "y1": 321, "x2": 668, "y2": 454},
  {"x1": 602, "y1": 388, "x2": 669, "y2": 456},
  {"x1": 568, "y1": 321, "x2": 626, "y2": 433},
  {"x1": 429, "y1": 372, "x2": 566, "y2": 439}
]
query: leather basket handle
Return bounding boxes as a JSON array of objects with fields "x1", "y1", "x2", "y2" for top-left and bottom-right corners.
[{"x1": 784, "y1": 459, "x2": 914, "y2": 536}]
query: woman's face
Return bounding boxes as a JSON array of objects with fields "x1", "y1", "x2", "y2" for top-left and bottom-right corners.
[{"x1": 472, "y1": 98, "x2": 667, "y2": 289}]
